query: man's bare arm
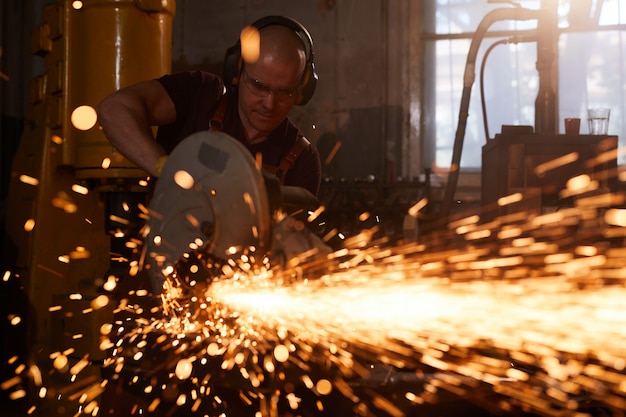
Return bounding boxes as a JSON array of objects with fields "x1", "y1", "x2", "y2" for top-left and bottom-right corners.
[{"x1": 96, "y1": 80, "x2": 176, "y2": 176}]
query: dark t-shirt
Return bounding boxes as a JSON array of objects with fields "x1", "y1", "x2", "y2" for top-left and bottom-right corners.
[{"x1": 155, "y1": 70, "x2": 321, "y2": 196}]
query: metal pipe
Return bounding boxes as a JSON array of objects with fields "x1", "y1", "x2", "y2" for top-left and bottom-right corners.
[{"x1": 439, "y1": 6, "x2": 554, "y2": 224}]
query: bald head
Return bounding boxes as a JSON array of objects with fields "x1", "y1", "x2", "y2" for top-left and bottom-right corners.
[
  {"x1": 235, "y1": 20, "x2": 314, "y2": 141},
  {"x1": 257, "y1": 25, "x2": 307, "y2": 76}
]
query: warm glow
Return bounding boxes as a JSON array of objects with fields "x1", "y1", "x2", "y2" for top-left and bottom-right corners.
[
  {"x1": 71, "y1": 183, "x2": 89, "y2": 195},
  {"x1": 53, "y1": 355, "x2": 68, "y2": 371},
  {"x1": 90, "y1": 295, "x2": 109, "y2": 310},
  {"x1": 273, "y1": 345, "x2": 289, "y2": 363},
  {"x1": 605, "y1": 208, "x2": 626, "y2": 226},
  {"x1": 497, "y1": 192, "x2": 522, "y2": 206},
  {"x1": 534, "y1": 152, "x2": 579, "y2": 176},
  {"x1": 103, "y1": 275, "x2": 117, "y2": 292},
  {"x1": 24, "y1": 219, "x2": 35, "y2": 232},
  {"x1": 100, "y1": 323, "x2": 113, "y2": 335},
  {"x1": 175, "y1": 358, "x2": 193, "y2": 380},
  {"x1": 566, "y1": 174, "x2": 591, "y2": 191},
  {"x1": 70, "y1": 105, "x2": 97, "y2": 131},
  {"x1": 52, "y1": 194, "x2": 78, "y2": 213},
  {"x1": 316, "y1": 379, "x2": 332, "y2": 395},
  {"x1": 19, "y1": 175, "x2": 39, "y2": 186},
  {"x1": 408, "y1": 198, "x2": 428, "y2": 217},
  {"x1": 174, "y1": 170, "x2": 194, "y2": 189},
  {"x1": 240, "y1": 25, "x2": 260, "y2": 64}
]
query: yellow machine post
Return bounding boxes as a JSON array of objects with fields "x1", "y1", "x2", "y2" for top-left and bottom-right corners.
[{"x1": 2, "y1": 1, "x2": 174, "y2": 414}]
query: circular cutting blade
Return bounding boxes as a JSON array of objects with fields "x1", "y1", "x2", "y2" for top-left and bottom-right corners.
[{"x1": 145, "y1": 131, "x2": 272, "y2": 292}]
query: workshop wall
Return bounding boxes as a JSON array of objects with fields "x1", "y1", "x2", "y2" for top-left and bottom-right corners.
[
  {"x1": 0, "y1": 0, "x2": 425, "y2": 200},
  {"x1": 166, "y1": 0, "x2": 422, "y2": 183}
]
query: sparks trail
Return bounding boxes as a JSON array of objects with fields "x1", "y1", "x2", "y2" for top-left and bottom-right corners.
[
  {"x1": 208, "y1": 267, "x2": 626, "y2": 416},
  {"x1": 3, "y1": 155, "x2": 626, "y2": 416},
  {"x1": 103, "y1": 184, "x2": 626, "y2": 416}
]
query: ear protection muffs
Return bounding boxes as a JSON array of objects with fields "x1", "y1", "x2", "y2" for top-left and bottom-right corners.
[{"x1": 223, "y1": 15, "x2": 318, "y2": 106}]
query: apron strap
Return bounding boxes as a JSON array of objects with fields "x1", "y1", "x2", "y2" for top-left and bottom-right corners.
[
  {"x1": 263, "y1": 135, "x2": 310, "y2": 184},
  {"x1": 209, "y1": 93, "x2": 308, "y2": 184}
]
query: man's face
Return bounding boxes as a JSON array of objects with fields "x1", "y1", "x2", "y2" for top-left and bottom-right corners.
[{"x1": 237, "y1": 58, "x2": 303, "y2": 141}]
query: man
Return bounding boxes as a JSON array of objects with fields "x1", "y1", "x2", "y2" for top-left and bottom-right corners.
[
  {"x1": 96, "y1": 14, "x2": 328, "y2": 314},
  {"x1": 96, "y1": 18, "x2": 331, "y2": 417},
  {"x1": 97, "y1": 16, "x2": 321, "y2": 196}
]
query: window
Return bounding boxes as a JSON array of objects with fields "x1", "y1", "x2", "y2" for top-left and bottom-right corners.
[{"x1": 423, "y1": 0, "x2": 626, "y2": 169}]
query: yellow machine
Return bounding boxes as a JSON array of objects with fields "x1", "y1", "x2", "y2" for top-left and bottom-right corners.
[{"x1": 2, "y1": 0, "x2": 174, "y2": 414}]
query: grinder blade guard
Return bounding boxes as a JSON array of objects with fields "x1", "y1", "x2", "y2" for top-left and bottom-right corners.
[{"x1": 145, "y1": 131, "x2": 273, "y2": 292}]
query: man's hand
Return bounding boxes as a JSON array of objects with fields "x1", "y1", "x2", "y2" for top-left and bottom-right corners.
[{"x1": 96, "y1": 80, "x2": 175, "y2": 175}]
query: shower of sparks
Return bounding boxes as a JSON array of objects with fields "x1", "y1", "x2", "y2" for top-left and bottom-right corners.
[
  {"x1": 97, "y1": 188, "x2": 626, "y2": 417},
  {"x1": 3, "y1": 157, "x2": 626, "y2": 417}
]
